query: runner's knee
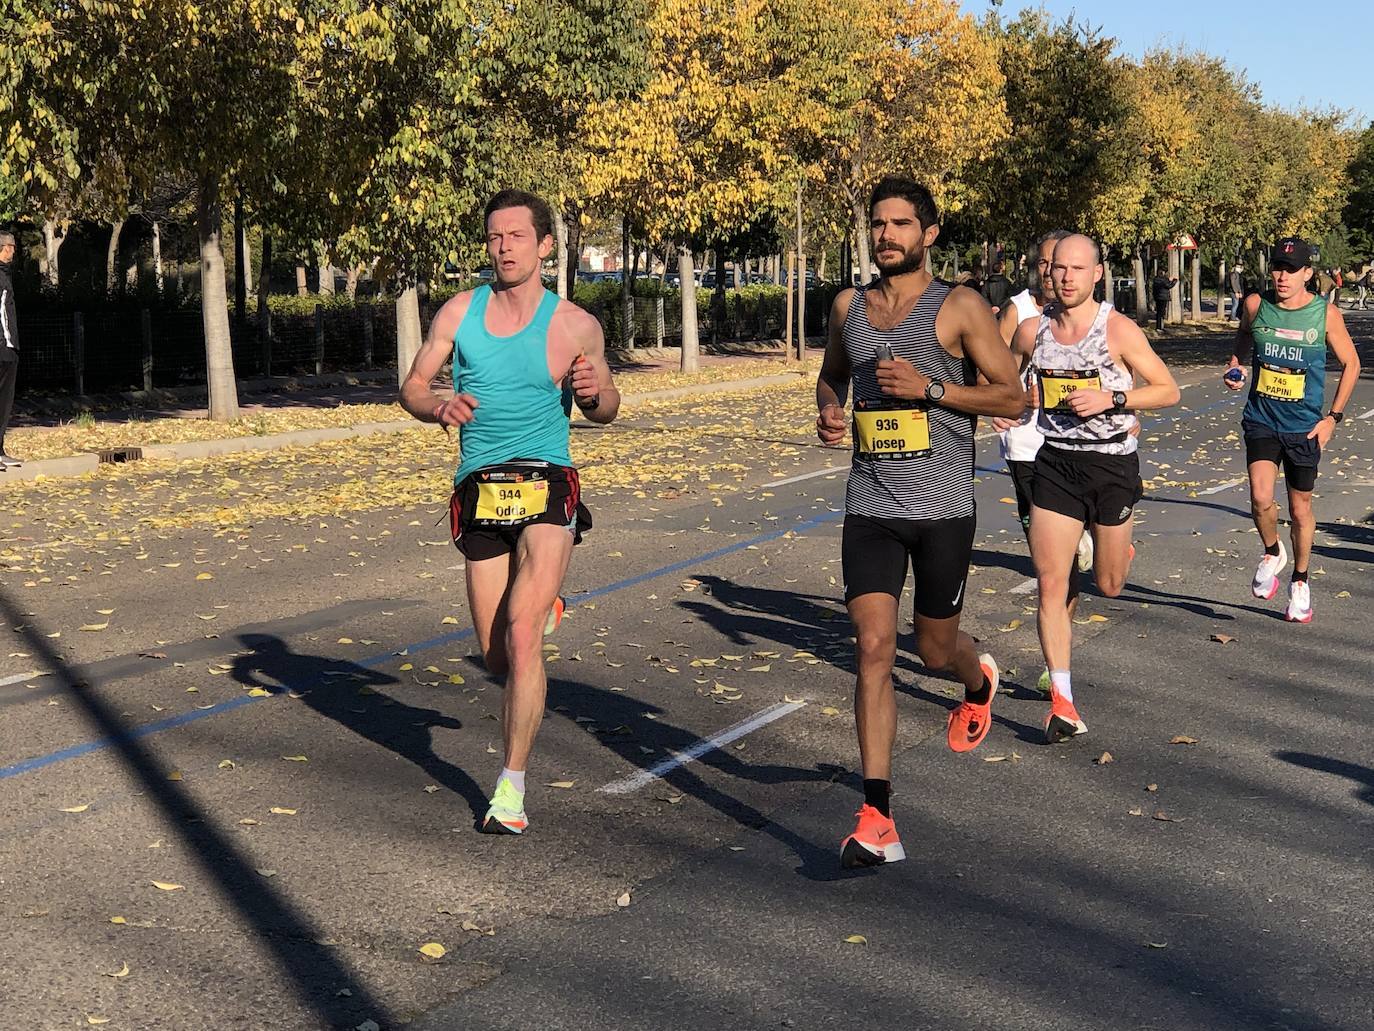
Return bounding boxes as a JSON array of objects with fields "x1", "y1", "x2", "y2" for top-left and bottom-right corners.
[{"x1": 854, "y1": 625, "x2": 897, "y2": 666}]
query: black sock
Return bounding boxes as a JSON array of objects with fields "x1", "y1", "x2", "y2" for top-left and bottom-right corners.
[
  {"x1": 1264, "y1": 540, "x2": 1281, "y2": 557},
  {"x1": 965, "y1": 674, "x2": 992, "y2": 706},
  {"x1": 862, "y1": 779, "x2": 890, "y2": 817},
  {"x1": 1292, "y1": 569, "x2": 1308, "y2": 583}
]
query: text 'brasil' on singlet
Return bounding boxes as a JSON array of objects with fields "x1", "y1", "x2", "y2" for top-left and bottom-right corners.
[
  {"x1": 1033, "y1": 301, "x2": 1138, "y2": 455},
  {"x1": 1244, "y1": 291, "x2": 1328, "y2": 434},
  {"x1": 842, "y1": 279, "x2": 976, "y2": 521},
  {"x1": 452, "y1": 284, "x2": 573, "y2": 485}
]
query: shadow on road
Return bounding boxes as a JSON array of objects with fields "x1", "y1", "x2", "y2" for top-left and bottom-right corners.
[
  {"x1": 1275, "y1": 751, "x2": 1374, "y2": 807},
  {"x1": 232, "y1": 633, "x2": 490, "y2": 824},
  {"x1": 0, "y1": 594, "x2": 396, "y2": 1030}
]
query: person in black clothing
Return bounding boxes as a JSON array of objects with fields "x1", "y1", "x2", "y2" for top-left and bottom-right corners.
[
  {"x1": 0, "y1": 232, "x2": 19, "y2": 468},
  {"x1": 1151, "y1": 269, "x2": 1177, "y2": 331},
  {"x1": 981, "y1": 258, "x2": 1013, "y2": 313}
]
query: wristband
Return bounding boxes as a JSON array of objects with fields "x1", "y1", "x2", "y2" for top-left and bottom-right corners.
[
  {"x1": 576, "y1": 394, "x2": 600, "y2": 411},
  {"x1": 432, "y1": 402, "x2": 447, "y2": 424}
]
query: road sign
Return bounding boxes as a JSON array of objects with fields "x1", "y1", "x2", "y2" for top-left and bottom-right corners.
[{"x1": 1167, "y1": 234, "x2": 1198, "y2": 251}]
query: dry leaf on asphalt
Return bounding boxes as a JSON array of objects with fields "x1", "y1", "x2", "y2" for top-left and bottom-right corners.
[
  {"x1": 101, "y1": 963, "x2": 131, "y2": 979},
  {"x1": 546, "y1": 781, "x2": 575, "y2": 789},
  {"x1": 79, "y1": 622, "x2": 109, "y2": 632},
  {"x1": 1152, "y1": 811, "x2": 1182, "y2": 823},
  {"x1": 150, "y1": 881, "x2": 183, "y2": 891},
  {"x1": 58, "y1": 804, "x2": 90, "y2": 813},
  {"x1": 86, "y1": 1016, "x2": 112, "y2": 1026},
  {"x1": 281, "y1": 755, "x2": 308, "y2": 762},
  {"x1": 418, "y1": 942, "x2": 447, "y2": 962},
  {"x1": 1145, "y1": 941, "x2": 1168, "y2": 949},
  {"x1": 1094, "y1": 751, "x2": 1114, "y2": 765},
  {"x1": 844, "y1": 935, "x2": 868, "y2": 945},
  {"x1": 269, "y1": 807, "x2": 297, "y2": 815},
  {"x1": 616, "y1": 892, "x2": 632, "y2": 908},
  {"x1": 1169, "y1": 736, "x2": 1198, "y2": 745},
  {"x1": 1209, "y1": 633, "x2": 1235, "y2": 644}
]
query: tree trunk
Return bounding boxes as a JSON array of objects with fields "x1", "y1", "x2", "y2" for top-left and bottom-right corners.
[
  {"x1": 41, "y1": 219, "x2": 62, "y2": 289},
  {"x1": 564, "y1": 203, "x2": 582, "y2": 300},
  {"x1": 317, "y1": 247, "x2": 334, "y2": 296},
  {"x1": 152, "y1": 220, "x2": 163, "y2": 297},
  {"x1": 396, "y1": 278, "x2": 423, "y2": 387},
  {"x1": 1104, "y1": 257, "x2": 1115, "y2": 307},
  {"x1": 258, "y1": 232, "x2": 273, "y2": 369},
  {"x1": 711, "y1": 247, "x2": 726, "y2": 345},
  {"x1": 1167, "y1": 248, "x2": 1182, "y2": 324},
  {"x1": 197, "y1": 175, "x2": 240, "y2": 421},
  {"x1": 678, "y1": 247, "x2": 699, "y2": 373},
  {"x1": 234, "y1": 193, "x2": 248, "y2": 325},
  {"x1": 1217, "y1": 258, "x2": 1228, "y2": 321},
  {"x1": 1191, "y1": 247, "x2": 1203, "y2": 322},
  {"x1": 621, "y1": 218, "x2": 633, "y2": 349},
  {"x1": 106, "y1": 218, "x2": 125, "y2": 294},
  {"x1": 555, "y1": 210, "x2": 569, "y2": 299},
  {"x1": 818, "y1": 249, "x2": 828, "y2": 284},
  {"x1": 1133, "y1": 248, "x2": 1149, "y2": 326},
  {"x1": 345, "y1": 265, "x2": 360, "y2": 300},
  {"x1": 784, "y1": 250, "x2": 795, "y2": 357},
  {"x1": 296, "y1": 263, "x2": 308, "y2": 296},
  {"x1": 851, "y1": 194, "x2": 872, "y2": 286},
  {"x1": 796, "y1": 253, "x2": 807, "y2": 360}
]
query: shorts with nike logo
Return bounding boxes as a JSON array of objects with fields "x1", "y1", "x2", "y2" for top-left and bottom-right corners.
[{"x1": 841, "y1": 511, "x2": 975, "y2": 619}]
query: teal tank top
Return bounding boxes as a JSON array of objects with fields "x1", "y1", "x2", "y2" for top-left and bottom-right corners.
[
  {"x1": 452, "y1": 285, "x2": 573, "y2": 484},
  {"x1": 1243, "y1": 292, "x2": 1328, "y2": 434}
]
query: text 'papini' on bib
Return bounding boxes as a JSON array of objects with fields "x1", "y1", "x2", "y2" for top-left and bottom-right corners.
[
  {"x1": 854, "y1": 406, "x2": 931, "y2": 459},
  {"x1": 1256, "y1": 363, "x2": 1306, "y2": 402},
  {"x1": 1039, "y1": 368, "x2": 1102, "y2": 413}
]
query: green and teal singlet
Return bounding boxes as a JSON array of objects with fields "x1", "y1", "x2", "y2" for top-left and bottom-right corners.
[
  {"x1": 1243, "y1": 292, "x2": 1328, "y2": 435},
  {"x1": 452, "y1": 285, "x2": 572, "y2": 485}
]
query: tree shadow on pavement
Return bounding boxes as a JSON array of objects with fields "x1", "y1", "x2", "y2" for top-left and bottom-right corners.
[
  {"x1": 232, "y1": 633, "x2": 490, "y2": 824},
  {"x1": 1274, "y1": 751, "x2": 1374, "y2": 807},
  {"x1": 1312, "y1": 515, "x2": 1374, "y2": 564},
  {"x1": 0, "y1": 594, "x2": 396, "y2": 1030}
]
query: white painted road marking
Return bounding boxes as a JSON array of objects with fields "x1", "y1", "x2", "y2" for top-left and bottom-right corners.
[
  {"x1": 1009, "y1": 578, "x2": 1038, "y2": 595},
  {"x1": 1197, "y1": 478, "x2": 1245, "y2": 496},
  {"x1": 1358, "y1": 408, "x2": 1374, "y2": 420},
  {"x1": 598, "y1": 701, "x2": 807, "y2": 795},
  {"x1": 0, "y1": 670, "x2": 48, "y2": 688},
  {"x1": 765, "y1": 466, "x2": 842, "y2": 488}
]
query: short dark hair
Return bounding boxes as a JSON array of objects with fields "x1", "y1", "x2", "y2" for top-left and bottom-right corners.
[
  {"x1": 484, "y1": 190, "x2": 553, "y2": 240},
  {"x1": 868, "y1": 176, "x2": 939, "y2": 229}
]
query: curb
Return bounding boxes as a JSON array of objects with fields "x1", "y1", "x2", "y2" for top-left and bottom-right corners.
[{"x1": 2, "y1": 370, "x2": 811, "y2": 485}]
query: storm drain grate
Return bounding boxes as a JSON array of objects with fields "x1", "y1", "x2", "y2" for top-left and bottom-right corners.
[{"x1": 94, "y1": 447, "x2": 144, "y2": 464}]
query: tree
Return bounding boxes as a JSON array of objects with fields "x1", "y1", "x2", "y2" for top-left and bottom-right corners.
[{"x1": 1344, "y1": 124, "x2": 1374, "y2": 259}]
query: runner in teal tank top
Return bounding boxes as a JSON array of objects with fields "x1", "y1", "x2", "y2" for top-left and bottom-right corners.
[
  {"x1": 1224, "y1": 236, "x2": 1360, "y2": 624},
  {"x1": 400, "y1": 189, "x2": 621, "y2": 837}
]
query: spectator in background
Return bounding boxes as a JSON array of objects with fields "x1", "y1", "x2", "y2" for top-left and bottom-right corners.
[
  {"x1": 1355, "y1": 263, "x2": 1372, "y2": 310},
  {"x1": 0, "y1": 232, "x2": 20, "y2": 469},
  {"x1": 1315, "y1": 267, "x2": 1335, "y2": 303},
  {"x1": 1229, "y1": 262, "x2": 1245, "y2": 321},
  {"x1": 1151, "y1": 268, "x2": 1177, "y2": 331},
  {"x1": 982, "y1": 258, "x2": 1013, "y2": 313}
]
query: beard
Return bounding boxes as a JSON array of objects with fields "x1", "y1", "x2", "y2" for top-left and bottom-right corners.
[{"x1": 875, "y1": 245, "x2": 924, "y2": 277}]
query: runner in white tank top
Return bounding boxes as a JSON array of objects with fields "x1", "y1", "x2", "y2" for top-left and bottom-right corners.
[{"x1": 1009, "y1": 234, "x2": 1180, "y2": 746}]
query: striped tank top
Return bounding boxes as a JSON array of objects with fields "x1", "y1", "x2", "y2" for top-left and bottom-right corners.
[
  {"x1": 842, "y1": 280, "x2": 975, "y2": 521},
  {"x1": 1032, "y1": 301, "x2": 1137, "y2": 456}
]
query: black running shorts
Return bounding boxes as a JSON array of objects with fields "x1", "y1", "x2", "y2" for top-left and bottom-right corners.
[
  {"x1": 1242, "y1": 419, "x2": 1320, "y2": 493},
  {"x1": 1031, "y1": 445, "x2": 1142, "y2": 528},
  {"x1": 1007, "y1": 459, "x2": 1036, "y2": 531},
  {"x1": 841, "y1": 511, "x2": 976, "y2": 620},
  {"x1": 450, "y1": 462, "x2": 592, "y2": 562}
]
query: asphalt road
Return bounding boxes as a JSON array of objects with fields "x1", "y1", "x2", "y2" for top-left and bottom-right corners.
[{"x1": 1, "y1": 315, "x2": 1372, "y2": 1030}]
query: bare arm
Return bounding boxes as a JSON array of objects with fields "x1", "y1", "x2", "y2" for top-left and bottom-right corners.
[
  {"x1": 1311, "y1": 304, "x2": 1361, "y2": 445},
  {"x1": 881, "y1": 288, "x2": 1022, "y2": 417},
  {"x1": 1224, "y1": 293, "x2": 1263, "y2": 388},
  {"x1": 997, "y1": 303, "x2": 1021, "y2": 346},
  {"x1": 400, "y1": 293, "x2": 473, "y2": 426},
  {"x1": 564, "y1": 307, "x2": 620, "y2": 425},
  {"x1": 815, "y1": 290, "x2": 854, "y2": 445},
  {"x1": 1098, "y1": 313, "x2": 1180, "y2": 412}
]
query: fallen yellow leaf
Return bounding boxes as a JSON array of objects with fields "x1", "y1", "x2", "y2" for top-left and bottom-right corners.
[
  {"x1": 546, "y1": 780, "x2": 575, "y2": 789},
  {"x1": 269, "y1": 807, "x2": 297, "y2": 815},
  {"x1": 418, "y1": 942, "x2": 447, "y2": 962},
  {"x1": 844, "y1": 934, "x2": 868, "y2": 945},
  {"x1": 196, "y1": 572, "x2": 214, "y2": 580},
  {"x1": 58, "y1": 804, "x2": 90, "y2": 814},
  {"x1": 246, "y1": 687, "x2": 270, "y2": 697},
  {"x1": 281, "y1": 755, "x2": 308, "y2": 762},
  {"x1": 150, "y1": 881, "x2": 183, "y2": 891},
  {"x1": 109, "y1": 916, "x2": 126, "y2": 925},
  {"x1": 79, "y1": 622, "x2": 109, "y2": 632},
  {"x1": 101, "y1": 962, "x2": 130, "y2": 979},
  {"x1": 1087, "y1": 614, "x2": 1109, "y2": 623},
  {"x1": 86, "y1": 1016, "x2": 111, "y2": 1026},
  {"x1": 441, "y1": 616, "x2": 460, "y2": 625}
]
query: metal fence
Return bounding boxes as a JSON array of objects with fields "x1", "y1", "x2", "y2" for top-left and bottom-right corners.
[{"x1": 13, "y1": 288, "x2": 835, "y2": 396}]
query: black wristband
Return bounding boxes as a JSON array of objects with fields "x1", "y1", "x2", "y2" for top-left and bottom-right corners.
[
  {"x1": 576, "y1": 395, "x2": 600, "y2": 412},
  {"x1": 1327, "y1": 410, "x2": 1344, "y2": 424}
]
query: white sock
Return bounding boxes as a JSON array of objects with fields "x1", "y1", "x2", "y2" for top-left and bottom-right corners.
[
  {"x1": 496, "y1": 767, "x2": 525, "y2": 795},
  {"x1": 1049, "y1": 670, "x2": 1072, "y2": 704}
]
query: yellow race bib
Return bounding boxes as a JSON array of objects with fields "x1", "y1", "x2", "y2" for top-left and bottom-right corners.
[
  {"x1": 1039, "y1": 368, "x2": 1102, "y2": 412},
  {"x1": 854, "y1": 407, "x2": 931, "y2": 458},
  {"x1": 475, "y1": 479, "x2": 549, "y2": 523},
  {"x1": 1256, "y1": 363, "x2": 1305, "y2": 402}
]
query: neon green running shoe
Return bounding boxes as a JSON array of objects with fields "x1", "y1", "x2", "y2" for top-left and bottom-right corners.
[{"x1": 480, "y1": 778, "x2": 528, "y2": 835}]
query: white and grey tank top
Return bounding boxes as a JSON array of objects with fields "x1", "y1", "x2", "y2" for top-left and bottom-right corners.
[
  {"x1": 1033, "y1": 301, "x2": 1137, "y2": 455},
  {"x1": 843, "y1": 280, "x2": 975, "y2": 520}
]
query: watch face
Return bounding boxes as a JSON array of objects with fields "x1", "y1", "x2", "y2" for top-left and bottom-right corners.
[
  {"x1": 1113, "y1": 391, "x2": 1127, "y2": 408},
  {"x1": 927, "y1": 382, "x2": 945, "y2": 401}
]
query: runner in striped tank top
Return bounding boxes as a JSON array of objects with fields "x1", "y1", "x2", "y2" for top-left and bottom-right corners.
[
  {"x1": 815, "y1": 176, "x2": 1024, "y2": 869},
  {"x1": 1009, "y1": 234, "x2": 1179, "y2": 745}
]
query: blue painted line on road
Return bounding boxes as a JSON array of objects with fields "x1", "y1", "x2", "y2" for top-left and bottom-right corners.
[{"x1": 0, "y1": 506, "x2": 842, "y2": 781}]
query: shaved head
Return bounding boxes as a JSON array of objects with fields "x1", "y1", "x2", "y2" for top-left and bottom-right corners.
[{"x1": 1053, "y1": 234, "x2": 1101, "y2": 267}]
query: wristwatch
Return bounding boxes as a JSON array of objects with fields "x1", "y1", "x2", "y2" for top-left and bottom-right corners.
[
  {"x1": 1111, "y1": 390, "x2": 1128, "y2": 411},
  {"x1": 924, "y1": 381, "x2": 946, "y2": 403},
  {"x1": 576, "y1": 394, "x2": 601, "y2": 412},
  {"x1": 1327, "y1": 410, "x2": 1344, "y2": 424}
]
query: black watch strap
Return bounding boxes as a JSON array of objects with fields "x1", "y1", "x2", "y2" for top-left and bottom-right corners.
[{"x1": 1327, "y1": 410, "x2": 1344, "y2": 424}]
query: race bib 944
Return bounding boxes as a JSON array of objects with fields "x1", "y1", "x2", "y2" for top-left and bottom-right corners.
[{"x1": 475, "y1": 480, "x2": 549, "y2": 522}]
